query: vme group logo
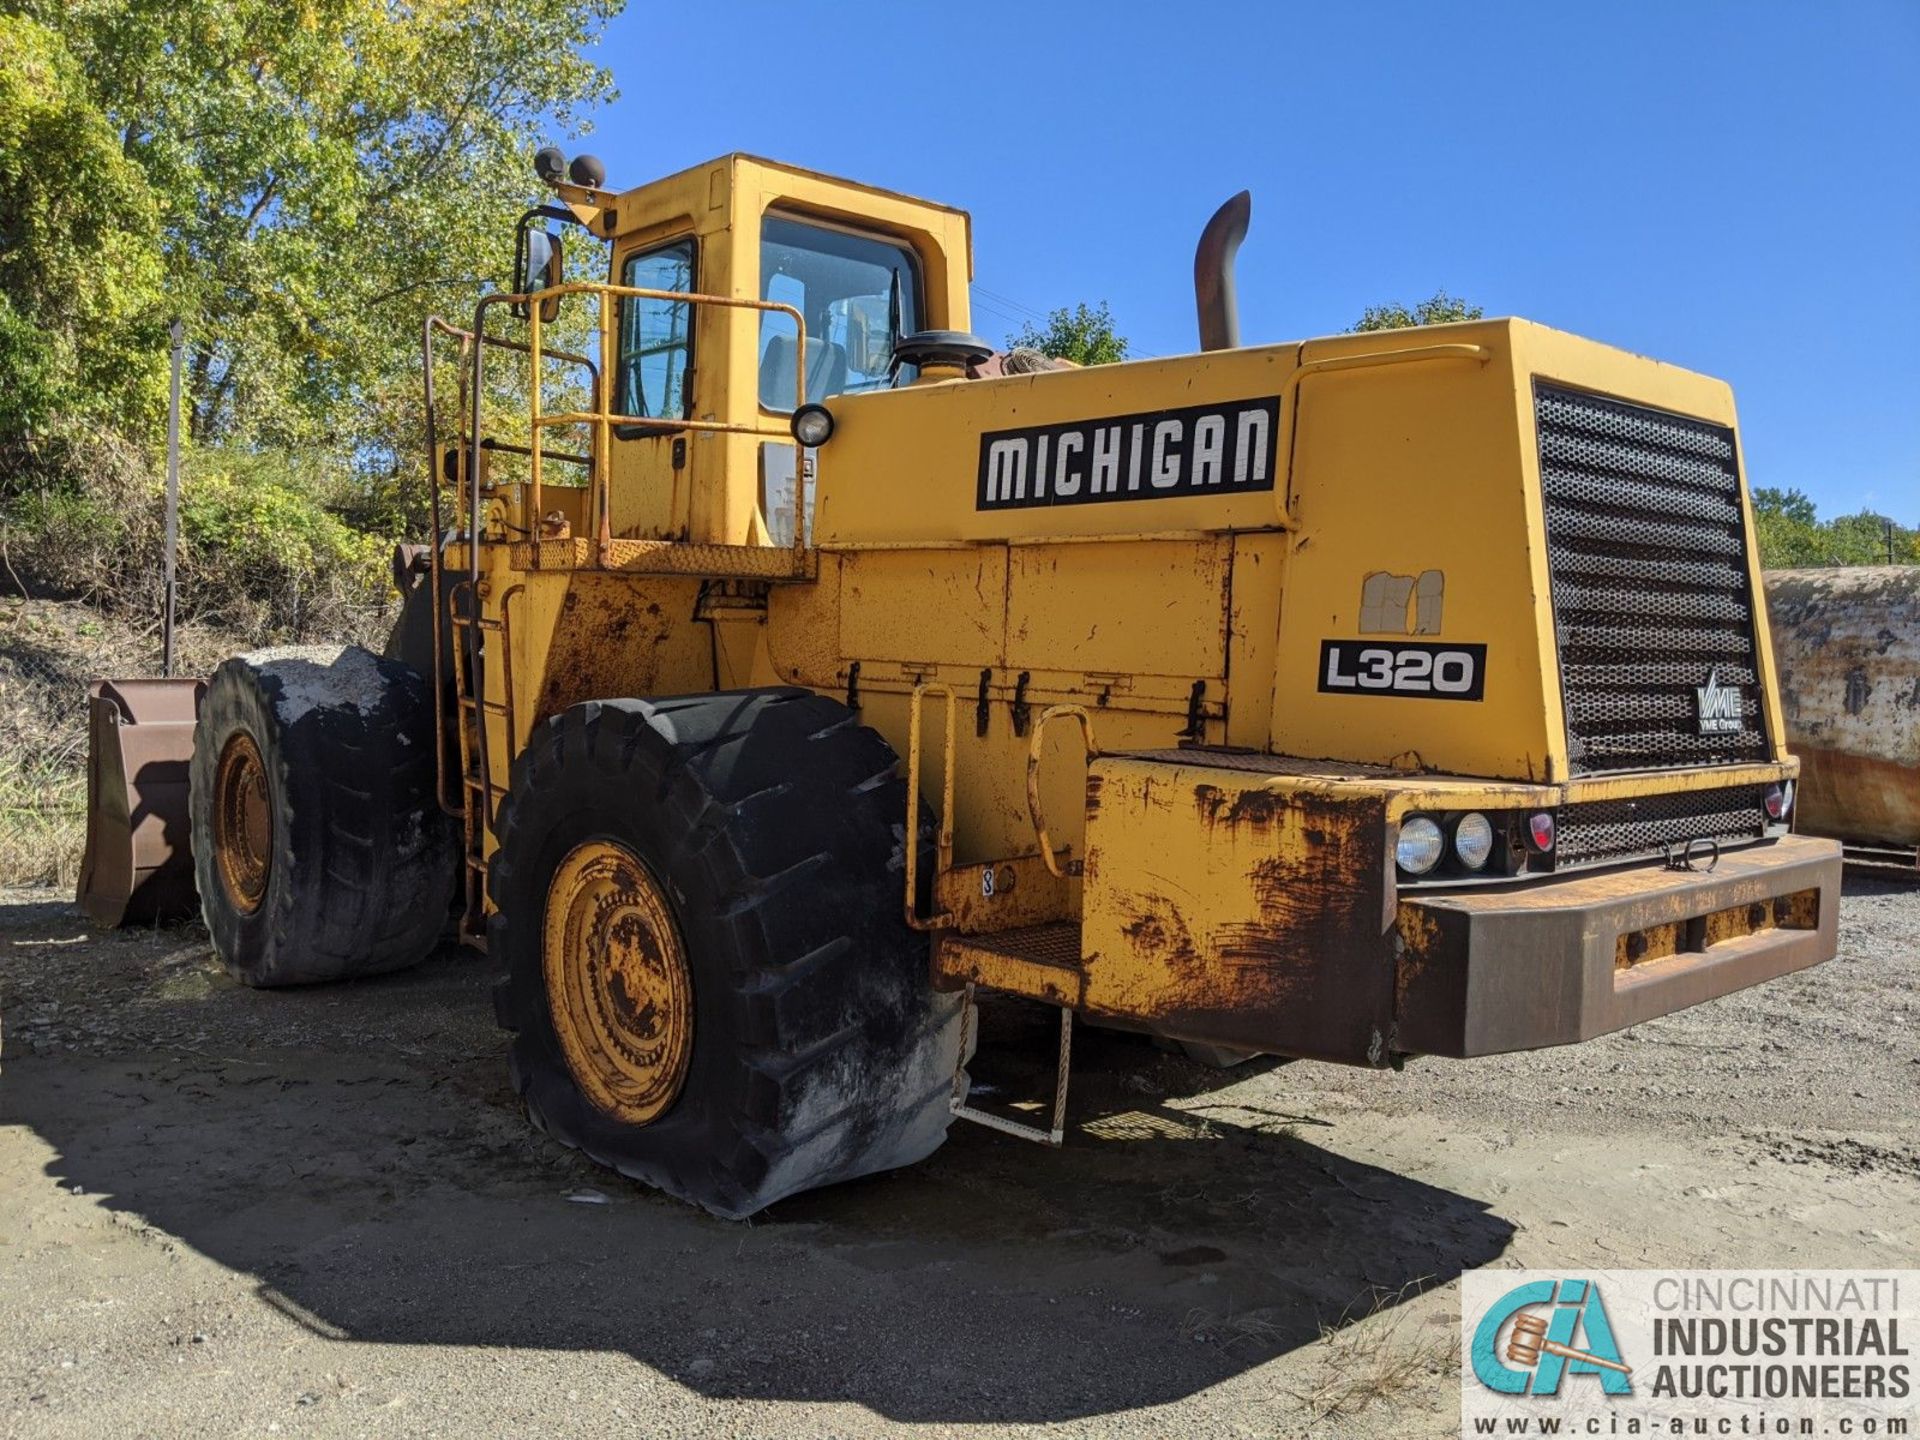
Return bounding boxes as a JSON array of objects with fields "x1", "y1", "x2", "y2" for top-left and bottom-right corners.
[
  {"x1": 1469, "y1": 1277, "x2": 1632, "y2": 1398},
  {"x1": 1694, "y1": 665, "x2": 1745, "y2": 735}
]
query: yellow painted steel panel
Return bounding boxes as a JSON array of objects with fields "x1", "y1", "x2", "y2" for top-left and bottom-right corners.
[
  {"x1": 838, "y1": 548, "x2": 1006, "y2": 666},
  {"x1": 1225, "y1": 531, "x2": 1287, "y2": 748},
  {"x1": 815, "y1": 345, "x2": 1300, "y2": 545},
  {"x1": 1270, "y1": 320, "x2": 1559, "y2": 782},
  {"x1": 1079, "y1": 755, "x2": 1396, "y2": 1064},
  {"x1": 1005, "y1": 538, "x2": 1229, "y2": 681}
]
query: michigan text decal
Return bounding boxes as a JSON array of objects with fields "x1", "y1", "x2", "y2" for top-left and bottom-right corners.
[{"x1": 976, "y1": 396, "x2": 1280, "y2": 511}]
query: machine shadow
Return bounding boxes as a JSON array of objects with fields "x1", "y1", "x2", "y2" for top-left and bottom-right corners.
[
  {"x1": 1843, "y1": 867, "x2": 1919, "y2": 896},
  {"x1": 2, "y1": 908, "x2": 1512, "y2": 1426}
]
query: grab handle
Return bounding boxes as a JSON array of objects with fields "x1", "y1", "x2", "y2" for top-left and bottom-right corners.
[{"x1": 1026, "y1": 705, "x2": 1100, "y2": 880}]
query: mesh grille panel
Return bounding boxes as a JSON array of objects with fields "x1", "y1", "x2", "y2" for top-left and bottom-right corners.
[
  {"x1": 1536, "y1": 384, "x2": 1769, "y2": 774},
  {"x1": 1557, "y1": 787, "x2": 1770, "y2": 868}
]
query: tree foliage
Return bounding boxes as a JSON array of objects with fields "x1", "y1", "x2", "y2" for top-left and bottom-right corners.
[
  {"x1": 0, "y1": 0, "x2": 622, "y2": 634},
  {"x1": 1008, "y1": 301, "x2": 1130, "y2": 366},
  {"x1": 1351, "y1": 290, "x2": 1484, "y2": 332},
  {"x1": 12, "y1": 0, "x2": 619, "y2": 463},
  {"x1": 0, "y1": 17, "x2": 168, "y2": 438},
  {"x1": 1749, "y1": 486, "x2": 1918, "y2": 568}
]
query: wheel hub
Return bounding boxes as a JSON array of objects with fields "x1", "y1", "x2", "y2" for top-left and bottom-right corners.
[
  {"x1": 212, "y1": 731, "x2": 272, "y2": 914},
  {"x1": 542, "y1": 840, "x2": 693, "y2": 1125}
]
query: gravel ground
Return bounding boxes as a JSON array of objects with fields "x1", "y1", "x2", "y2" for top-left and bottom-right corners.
[{"x1": 0, "y1": 872, "x2": 1915, "y2": 1439}]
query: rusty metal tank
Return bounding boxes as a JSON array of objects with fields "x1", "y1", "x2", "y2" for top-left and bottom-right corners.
[{"x1": 1763, "y1": 566, "x2": 1920, "y2": 849}]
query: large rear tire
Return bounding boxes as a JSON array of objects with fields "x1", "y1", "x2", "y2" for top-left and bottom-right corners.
[
  {"x1": 189, "y1": 645, "x2": 459, "y2": 987},
  {"x1": 490, "y1": 690, "x2": 964, "y2": 1219}
]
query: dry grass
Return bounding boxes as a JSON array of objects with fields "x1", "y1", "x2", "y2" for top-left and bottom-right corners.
[
  {"x1": 1290, "y1": 1282, "x2": 1458, "y2": 1422},
  {"x1": 0, "y1": 597, "x2": 261, "y2": 888},
  {"x1": 1178, "y1": 1282, "x2": 1458, "y2": 1422},
  {"x1": 1178, "y1": 1303, "x2": 1295, "y2": 1353},
  {"x1": 0, "y1": 750, "x2": 86, "y2": 888}
]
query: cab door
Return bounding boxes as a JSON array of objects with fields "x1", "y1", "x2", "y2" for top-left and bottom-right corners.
[{"x1": 605, "y1": 237, "x2": 697, "y2": 540}]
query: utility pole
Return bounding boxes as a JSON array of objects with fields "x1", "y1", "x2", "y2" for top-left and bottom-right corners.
[{"x1": 162, "y1": 319, "x2": 182, "y2": 677}]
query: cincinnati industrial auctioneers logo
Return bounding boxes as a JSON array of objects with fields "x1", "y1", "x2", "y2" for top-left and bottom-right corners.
[
  {"x1": 1460, "y1": 1270, "x2": 1916, "y2": 1439},
  {"x1": 1471, "y1": 1278, "x2": 1634, "y2": 1398}
]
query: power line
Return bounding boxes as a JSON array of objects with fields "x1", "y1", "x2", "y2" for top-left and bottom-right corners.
[
  {"x1": 968, "y1": 297, "x2": 1037, "y2": 335},
  {"x1": 973, "y1": 284, "x2": 1049, "y2": 321}
]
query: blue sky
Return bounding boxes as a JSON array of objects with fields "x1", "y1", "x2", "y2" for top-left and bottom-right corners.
[{"x1": 581, "y1": 0, "x2": 1917, "y2": 519}]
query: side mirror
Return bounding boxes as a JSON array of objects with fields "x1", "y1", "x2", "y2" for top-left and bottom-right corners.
[{"x1": 513, "y1": 225, "x2": 564, "y2": 324}]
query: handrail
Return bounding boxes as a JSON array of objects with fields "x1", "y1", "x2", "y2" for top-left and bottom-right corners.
[
  {"x1": 518, "y1": 280, "x2": 809, "y2": 568},
  {"x1": 422, "y1": 313, "x2": 602, "y2": 821},
  {"x1": 1027, "y1": 705, "x2": 1101, "y2": 880},
  {"x1": 421, "y1": 315, "x2": 459, "y2": 819},
  {"x1": 430, "y1": 315, "x2": 600, "y2": 386},
  {"x1": 905, "y1": 683, "x2": 959, "y2": 931}
]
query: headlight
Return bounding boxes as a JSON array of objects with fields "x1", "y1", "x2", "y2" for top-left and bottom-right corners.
[
  {"x1": 1396, "y1": 816, "x2": 1445, "y2": 875},
  {"x1": 1452, "y1": 812, "x2": 1495, "y2": 871},
  {"x1": 791, "y1": 403, "x2": 834, "y2": 447},
  {"x1": 1765, "y1": 781, "x2": 1795, "y2": 821}
]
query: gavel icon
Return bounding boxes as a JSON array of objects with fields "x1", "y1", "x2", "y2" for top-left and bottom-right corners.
[{"x1": 1505, "y1": 1312, "x2": 1632, "y2": 1375}]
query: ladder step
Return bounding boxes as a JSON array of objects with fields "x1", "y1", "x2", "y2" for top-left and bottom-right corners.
[
  {"x1": 457, "y1": 696, "x2": 510, "y2": 716},
  {"x1": 949, "y1": 986, "x2": 1073, "y2": 1148}
]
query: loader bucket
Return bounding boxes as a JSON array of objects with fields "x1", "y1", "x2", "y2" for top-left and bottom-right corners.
[{"x1": 77, "y1": 677, "x2": 205, "y2": 928}]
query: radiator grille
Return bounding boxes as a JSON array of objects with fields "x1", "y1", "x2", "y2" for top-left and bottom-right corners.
[
  {"x1": 1535, "y1": 383, "x2": 1769, "y2": 774},
  {"x1": 1557, "y1": 787, "x2": 1770, "y2": 869}
]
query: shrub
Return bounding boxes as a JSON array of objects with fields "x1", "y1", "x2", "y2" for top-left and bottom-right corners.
[
  {"x1": 0, "y1": 428, "x2": 162, "y2": 608},
  {"x1": 1, "y1": 437, "x2": 396, "y2": 647},
  {"x1": 177, "y1": 453, "x2": 392, "y2": 641}
]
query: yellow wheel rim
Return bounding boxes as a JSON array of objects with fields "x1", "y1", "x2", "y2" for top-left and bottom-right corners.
[
  {"x1": 542, "y1": 840, "x2": 693, "y2": 1125},
  {"x1": 212, "y1": 731, "x2": 272, "y2": 915}
]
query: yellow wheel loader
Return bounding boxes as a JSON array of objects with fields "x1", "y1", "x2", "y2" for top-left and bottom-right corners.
[{"x1": 82, "y1": 151, "x2": 1839, "y2": 1217}]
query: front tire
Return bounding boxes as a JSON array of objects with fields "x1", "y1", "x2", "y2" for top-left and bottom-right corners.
[
  {"x1": 490, "y1": 690, "x2": 964, "y2": 1219},
  {"x1": 189, "y1": 645, "x2": 458, "y2": 987}
]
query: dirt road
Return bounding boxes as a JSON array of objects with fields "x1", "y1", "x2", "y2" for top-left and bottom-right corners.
[{"x1": 2, "y1": 875, "x2": 1915, "y2": 1438}]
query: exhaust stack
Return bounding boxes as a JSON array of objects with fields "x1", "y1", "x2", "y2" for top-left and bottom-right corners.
[{"x1": 1194, "y1": 190, "x2": 1251, "y2": 352}]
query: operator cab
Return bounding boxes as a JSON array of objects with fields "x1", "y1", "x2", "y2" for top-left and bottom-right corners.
[
  {"x1": 754, "y1": 215, "x2": 921, "y2": 410},
  {"x1": 506, "y1": 153, "x2": 972, "y2": 556}
]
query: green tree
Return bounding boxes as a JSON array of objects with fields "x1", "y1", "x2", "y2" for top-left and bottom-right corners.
[
  {"x1": 1750, "y1": 486, "x2": 1918, "y2": 568},
  {"x1": 29, "y1": 0, "x2": 621, "y2": 467},
  {"x1": 0, "y1": 17, "x2": 168, "y2": 440},
  {"x1": 1750, "y1": 489, "x2": 1820, "y2": 567},
  {"x1": 1351, "y1": 290, "x2": 1484, "y2": 332},
  {"x1": 1822, "y1": 509, "x2": 1915, "y2": 565},
  {"x1": 1008, "y1": 301, "x2": 1129, "y2": 366},
  {"x1": 1751, "y1": 486, "x2": 1818, "y2": 527}
]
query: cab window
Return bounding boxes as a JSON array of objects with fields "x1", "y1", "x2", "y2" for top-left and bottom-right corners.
[
  {"x1": 616, "y1": 240, "x2": 695, "y2": 422},
  {"x1": 758, "y1": 215, "x2": 920, "y2": 411}
]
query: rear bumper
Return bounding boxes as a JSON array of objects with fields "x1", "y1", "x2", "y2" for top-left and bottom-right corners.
[{"x1": 1394, "y1": 834, "x2": 1840, "y2": 1057}]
